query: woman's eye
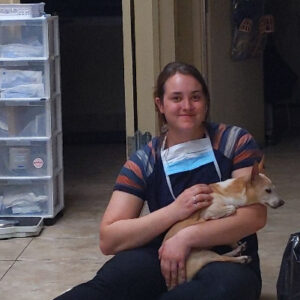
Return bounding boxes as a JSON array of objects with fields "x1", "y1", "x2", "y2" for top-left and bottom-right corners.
[
  {"x1": 192, "y1": 94, "x2": 201, "y2": 101},
  {"x1": 172, "y1": 96, "x2": 181, "y2": 102}
]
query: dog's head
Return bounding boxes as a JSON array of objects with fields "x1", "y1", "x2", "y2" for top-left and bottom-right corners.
[{"x1": 249, "y1": 159, "x2": 285, "y2": 208}]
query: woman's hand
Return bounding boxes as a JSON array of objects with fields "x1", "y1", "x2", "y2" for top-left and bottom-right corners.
[
  {"x1": 170, "y1": 184, "x2": 213, "y2": 221},
  {"x1": 159, "y1": 184, "x2": 212, "y2": 288},
  {"x1": 159, "y1": 233, "x2": 191, "y2": 289}
]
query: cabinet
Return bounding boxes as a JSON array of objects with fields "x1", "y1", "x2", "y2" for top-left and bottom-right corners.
[{"x1": 0, "y1": 15, "x2": 63, "y2": 220}]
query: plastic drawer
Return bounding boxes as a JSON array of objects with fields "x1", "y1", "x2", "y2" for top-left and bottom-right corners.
[
  {"x1": 0, "y1": 58, "x2": 60, "y2": 99},
  {"x1": 0, "y1": 172, "x2": 63, "y2": 217},
  {"x1": 0, "y1": 99, "x2": 47, "y2": 137},
  {"x1": 0, "y1": 16, "x2": 59, "y2": 59},
  {"x1": 0, "y1": 134, "x2": 62, "y2": 177},
  {"x1": 0, "y1": 178, "x2": 50, "y2": 216},
  {"x1": 0, "y1": 97, "x2": 60, "y2": 138}
]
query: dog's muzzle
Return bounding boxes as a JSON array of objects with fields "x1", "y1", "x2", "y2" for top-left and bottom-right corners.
[{"x1": 268, "y1": 199, "x2": 285, "y2": 208}]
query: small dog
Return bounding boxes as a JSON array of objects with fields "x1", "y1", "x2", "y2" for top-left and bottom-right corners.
[{"x1": 163, "y1": 159, "x2": 284, "y2": 281}]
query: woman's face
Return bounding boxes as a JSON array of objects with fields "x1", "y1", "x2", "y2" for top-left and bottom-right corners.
[{"x1": 155, "y1": 73, "x2": 207, "y2": 135}]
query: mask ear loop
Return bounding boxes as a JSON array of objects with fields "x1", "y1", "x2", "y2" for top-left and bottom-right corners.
[{"x1": 161, "y1": 136, "x2": 176, "y2": 200}]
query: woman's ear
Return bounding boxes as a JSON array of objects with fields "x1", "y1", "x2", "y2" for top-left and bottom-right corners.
[{"x1": 155, "y1": 97, "x2": 164, "y2": 113}]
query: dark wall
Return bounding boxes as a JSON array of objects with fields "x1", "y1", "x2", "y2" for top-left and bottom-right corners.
[
  {"x1": 21, "y1": 0, "x2": 122, "y2": 17},
  {"x1": 21, "y1": 0, "x2": 125, "y2": 144}
]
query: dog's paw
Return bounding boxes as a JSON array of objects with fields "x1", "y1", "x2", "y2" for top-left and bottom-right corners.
[
  {"x1": 229, "y1": 242, "x2": 247, "y2": 257},
  {"x1": 223, "y1": 205, "x2": 236, "y2": 217},
  {"x1": 237, "y1": 241, "x2": 247, "y2": 253},
  {"x1": 240, "y1": 255, "x2": 252, "y2": 264}
]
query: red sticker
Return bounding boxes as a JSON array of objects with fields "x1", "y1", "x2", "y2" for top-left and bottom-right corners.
[{"x1": 33, "y1": 157, "x2": 44, "y2": 169}]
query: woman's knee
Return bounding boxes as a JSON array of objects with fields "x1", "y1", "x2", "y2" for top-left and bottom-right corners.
[
  {"x1": 54, "y1": 246, "x2": 166, "y2": 300},
  {"x1": 98, "y1": 246, "x2": 161, "y2": 278},
  {"x1": 159, "y1": 262, "x2": 261, "y2": 300},
  {"x1": 95, "y1": 246, "x2": 166, "y2": 299},
  {"x1": 193, "y1": 262, "x2": 261, "y2": 299}
]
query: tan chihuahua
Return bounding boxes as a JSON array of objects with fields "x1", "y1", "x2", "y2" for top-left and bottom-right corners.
[{"x1": 163, "y1": 159, "x2": 284, "y2": 281}]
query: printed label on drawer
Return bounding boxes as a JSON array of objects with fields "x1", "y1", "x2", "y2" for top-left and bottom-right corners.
[
  {"x1": 9, "y1": 147, "x2": 30, "y2": 170},
  {"x1": 33, "y1": 157, "x2": 44, "y2": 169}
]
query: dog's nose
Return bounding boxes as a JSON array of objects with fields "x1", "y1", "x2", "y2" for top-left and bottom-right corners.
[{"x1": 272, "y1": 199, "x2": 285, "y2": 208}]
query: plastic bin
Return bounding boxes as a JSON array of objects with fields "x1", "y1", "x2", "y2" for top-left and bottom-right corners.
[
  {"x1": 0, "y1": 58, "x2": 60, "y2": 99},
  {"x1": 0, "y1": 134, "x2": 62, "y2": 177},
  {"x1": 0, "y1": 100, "x2": 47, "y2": 137},
  {"x1": 0, "y1": 171, "x2": 63, "y2": 217},
  {"x1": 0, "y1": 16, "x2": 59, "y2": 59},
  {"x1": 0, "y1": 179, "x2": 49, "y2": 215},
  {"x1": 0, "y1": 97, "x2": 60, "y2": 138}
]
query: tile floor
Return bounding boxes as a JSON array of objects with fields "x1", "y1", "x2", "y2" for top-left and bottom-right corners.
[{"x1": 0, "y1": 135, "x2": 299, "y2": 300}]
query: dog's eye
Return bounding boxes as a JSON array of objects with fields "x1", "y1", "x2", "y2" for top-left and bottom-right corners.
[{"x1": 265, "y1": 188, "x2": 272, "y2": 194}]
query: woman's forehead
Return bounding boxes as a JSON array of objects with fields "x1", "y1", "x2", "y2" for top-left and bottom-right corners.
[{"x1": 164, "y1": 73, "x2": 203, "y2": 92}]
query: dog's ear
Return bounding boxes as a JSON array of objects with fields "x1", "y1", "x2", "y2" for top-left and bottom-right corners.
[
  {"x1": 258, "y1": 155, "x2": 265, "y2": 174},
  {"x1": 251, "y1": 161, "x2": 259, "y2": 182}
]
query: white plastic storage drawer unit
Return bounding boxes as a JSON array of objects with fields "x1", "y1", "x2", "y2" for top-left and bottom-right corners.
[
  {"x1": 0, "y1": 97, "x2": 61, "y2": 138},
  {"x1": 0, "y1": 10, "x2": 63, "y2": 223},
  {"x1": 0, "y1": 133, "x2": 62, "y2": 178},
  {"x1": 0, "y1": 16, "x2": 59, "y2": 59},
  {"x1": 0, "y1": 171, "x2": 64, "y2": 217},
  {"x1": 0, "y1": 58, "x2": 60, "y2": 99}
]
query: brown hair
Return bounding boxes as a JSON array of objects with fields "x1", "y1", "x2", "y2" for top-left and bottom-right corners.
[{"x1": 154, "y1": 62, "x2": 210, "y2": 133}]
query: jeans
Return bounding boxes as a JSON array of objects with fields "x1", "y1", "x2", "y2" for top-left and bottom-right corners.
[{"x1": 54, "y1": 243, "x2": 261, "y2": 300}]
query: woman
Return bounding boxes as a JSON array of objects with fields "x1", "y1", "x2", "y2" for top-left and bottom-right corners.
[{"x1": 56, "y1": 62, "x2": 266, "y2": 300}]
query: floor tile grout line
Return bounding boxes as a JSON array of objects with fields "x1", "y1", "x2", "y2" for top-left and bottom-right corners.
[{"x1": 0, "y1": 237, "x2": 34, "y2": 281}]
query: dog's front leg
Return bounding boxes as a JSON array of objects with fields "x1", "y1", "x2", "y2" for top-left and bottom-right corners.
[
  {"x1": 223, "y1": 242, "x2": 247, "y2": 257},
  {"x1": 202, "y1": 203, "x2": 236, "y2": 220}
]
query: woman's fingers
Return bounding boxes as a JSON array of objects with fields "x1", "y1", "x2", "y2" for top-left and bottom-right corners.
[
  {"x1": 191, "y1": 184, "x2": 213, "y2": 195},
  {"x1": 192, "y1": 193, "x2": 212, "y2": 207},
  {"x1": 189, "y1": 184, "x2": 213, "y2": 208},
  {"x1": 160, "y1": 259, "x2": 171, "y2": 288},
  {"x1": 170, "y1": 261, "x2": 178, "y2": 288},
  {"x1": 178, "y1": 260, "x2": 186, "y2": 285},
  {"x1": 171, "y1": 183, "x2": 213, "y2": 221},
  {"x1": 160, "y1": 259, "x2": 186, "y2": 289}
]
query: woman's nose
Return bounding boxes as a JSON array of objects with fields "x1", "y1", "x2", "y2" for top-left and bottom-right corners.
[{"x1": 182, "y1": 97, "x2": 193, "y2": 110}]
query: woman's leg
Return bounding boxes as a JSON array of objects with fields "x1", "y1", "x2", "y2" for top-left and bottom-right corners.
[
  {"x1": 159, "y1": 262, "x2": 261, "y2": 300},
  {"x1": 54, "y1": 245, "x2": 167, "y2": 300}
]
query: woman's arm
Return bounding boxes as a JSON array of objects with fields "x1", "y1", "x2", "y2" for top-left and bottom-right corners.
[
  {"x1": 173, "y1": 167, "x2": 267, "y2": 247},
  {"x1": 100, "y1": 185, "x2": 213, "y2": 255},
  {"x1": 159, "y1": 166, "x2": 267, "y2": 288},
  {"x1": 99, "y1": 191, "x2": 177, "y2": 255},
  {"x1": 169, "y1": 202, "x2": 266, "y2": 250}
]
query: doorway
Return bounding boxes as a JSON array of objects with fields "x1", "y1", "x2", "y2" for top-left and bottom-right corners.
[{"x1": 264, "y1": 0, "x2": 300, "y2": 144}]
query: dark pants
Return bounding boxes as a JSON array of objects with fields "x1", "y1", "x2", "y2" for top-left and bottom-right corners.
[{"x1": 54, "y1": 244, "x2": 261, "y2": 300}]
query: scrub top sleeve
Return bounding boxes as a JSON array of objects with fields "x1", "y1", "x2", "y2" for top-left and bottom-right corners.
[
  {"x1": 232, "y1": 130, "x2": 263, "y2": 171},
  {"x1": 113, "y1": 139, "x2": 157, "y2": 200}
]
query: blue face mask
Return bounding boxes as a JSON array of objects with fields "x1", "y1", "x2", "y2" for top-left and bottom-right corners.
[{"x1": 161, "y1": 134, "x2": 221, "y2": 200}]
